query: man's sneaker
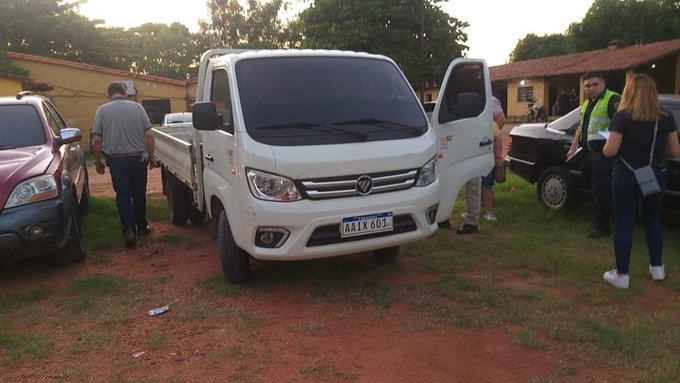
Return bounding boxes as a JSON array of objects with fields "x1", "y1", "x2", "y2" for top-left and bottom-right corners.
[
  {"x1": 124, "y1": 229, "x2": 136, "y2": 248},
  {"x1": 456, "y1": 224, "x2": 478, "y2": 235},
  {"x1": 649, "y1": 264, "x2": 666, "y2": 281},
  {"x1": 485, "y1": 212, "x2": 497, "y2": 221},
  {"x1": 137, "y1": 226, "x2": 152, "y2": 236},
  {"x1": 603, "y1": 269, "x2": 629, "y2": 289}
]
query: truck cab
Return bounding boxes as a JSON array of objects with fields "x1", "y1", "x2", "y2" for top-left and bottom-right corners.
[{"x1": 161, "y1": 49, "x2": 493, "y2": 282}]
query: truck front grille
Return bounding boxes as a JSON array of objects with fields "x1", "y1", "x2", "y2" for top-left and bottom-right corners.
[
  {"x1": 298, "y1": 169, "x2": 418, "y2": 200},
  {"x1": 306, "y1": 215, "x2": 417, "y2": 247}
]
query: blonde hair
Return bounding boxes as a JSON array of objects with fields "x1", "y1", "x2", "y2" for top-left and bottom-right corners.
[{"x1": 618, "y1": 73, "x2": 664, "y2": 121}]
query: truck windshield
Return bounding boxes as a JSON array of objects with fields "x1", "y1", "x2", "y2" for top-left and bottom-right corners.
[
  {"x1": 0, "y1": 105, "x2": 46, "y2": 149},
  {"x1": 235, "y1": 56, "x2": 428, "y2": 146}
]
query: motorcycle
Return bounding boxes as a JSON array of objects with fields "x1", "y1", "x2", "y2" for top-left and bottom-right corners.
[{"x1": 527, "y1": 98, "x2": 547, "y2": 122}]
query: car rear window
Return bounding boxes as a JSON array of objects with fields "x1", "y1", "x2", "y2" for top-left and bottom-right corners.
[{"x1": 0, "y1": 105, "x2": 46, "y2": 148}]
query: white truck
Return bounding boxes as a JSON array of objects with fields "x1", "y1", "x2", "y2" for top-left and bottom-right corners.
[{"x1": 153, "y1": 49, "x2": 493, "y2": 283}]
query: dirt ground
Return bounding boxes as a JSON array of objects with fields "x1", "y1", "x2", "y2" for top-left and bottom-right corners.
[{"x1": 1, "y1": 166, "x2": 605, "y2": 382}]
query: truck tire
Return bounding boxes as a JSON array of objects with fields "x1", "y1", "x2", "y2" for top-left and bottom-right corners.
[
  {"x1": 218, "y1": 210, "x2": 250, "y2": 283},
  {"x1": 189, "y1": 205, "x2": 206, "y2": 225},
  {"x1": 54, "y1": 197, "x2": 86, "y2": 264},
  {"x1": 537, "y1": 166, "x2": 575, "y2": 210},
  {"x1": 373, "y1": 246, "x2": 399, "y2": 261},
  {"x1": 167, "y1": 176, "x2": 190, "y2": 226}
]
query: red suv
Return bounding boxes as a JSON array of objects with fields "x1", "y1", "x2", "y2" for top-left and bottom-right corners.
[{"x1": 0, "y1": 92, "x2": 89, "y2": 263}]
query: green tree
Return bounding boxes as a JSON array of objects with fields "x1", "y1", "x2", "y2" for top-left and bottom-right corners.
[
  {"x1": 0, "y1": 0, "x2": 112, "y2": 66},
  {"x1": 566, "y1": 0, "x2": 680, "y2": 52},
  {"x1": 199, "y1": 0, "x2": 294, "y2": 48},
  {"x1": 298, "y1": 0, "x2": 468, "y2": 90},
  {"x1": 126, "y1": 23, "x2": 204, "y2": 80},
  {"x1": 509, "y1": 0, "x2": 680, "y2": 62},
  {"x1": 509, "y1": 33, "x2": 569, "y2": 62}
]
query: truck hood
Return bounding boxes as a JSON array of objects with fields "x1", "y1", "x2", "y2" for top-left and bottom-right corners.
[
  {"x1": 0, "y1": 146, "x2": 53, "y2": 208},
  {"x1": 267, "y1": 135, "x2": 436, "y2": 179}
]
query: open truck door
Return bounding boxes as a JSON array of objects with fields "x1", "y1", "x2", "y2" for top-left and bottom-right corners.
[{"x1": 432, "y1": 59, "x2": 494, "y2": 223}]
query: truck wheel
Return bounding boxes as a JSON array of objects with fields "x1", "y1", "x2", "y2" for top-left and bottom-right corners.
[
  {"x1": 189, "y1": 206, "x2": 206, "y2": 225},
  {"x1": 167, "y1": 177, "x2": 190, "y2": 226},
  {"x1": 54, "y1": 198, "x2": 86, "y2": 264},
  {"x1": 373, "y1": 246, "x2": 399, "y2": 261},
  {"x1": 218, "y1": 210, "x2": 250, "y2": 283},
  {"x1": 537, "y1": 166, "x2": 575, "y2": 210}
]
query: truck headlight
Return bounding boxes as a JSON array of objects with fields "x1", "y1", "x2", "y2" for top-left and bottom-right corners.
[
  {"x1": 415, "y1": 157, "x2": 437, "y2": 186},
  {"x1": 5, "y1": 175, "x2": 59, "y2": 208},
  {"x1": 246, "y1": 169, "x2": 301, "y2": 202}
]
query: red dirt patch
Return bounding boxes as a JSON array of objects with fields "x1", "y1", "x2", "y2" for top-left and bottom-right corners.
[{"x1": 1, "y1": 165, "x2": 660, "y2": 382}]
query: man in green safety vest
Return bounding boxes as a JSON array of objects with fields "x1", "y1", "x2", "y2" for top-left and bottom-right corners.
[{"x1": 567, "y1": 72, "x2": 621, "y2": 239}]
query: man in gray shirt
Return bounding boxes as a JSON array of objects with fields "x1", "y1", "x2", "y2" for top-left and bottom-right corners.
[{"x1": 92, "y1": 81, "x2": 155, "y2": 248}]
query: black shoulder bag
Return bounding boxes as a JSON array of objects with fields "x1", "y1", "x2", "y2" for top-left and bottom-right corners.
[{"x1": 618, "y1": 120, "x2": 661, "y2": 197}]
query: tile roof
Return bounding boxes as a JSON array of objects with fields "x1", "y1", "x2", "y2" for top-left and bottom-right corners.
[
  {"x1": 7, "y1": 52, "x2": 187, "y2": 86},
  {"x1": 490, "y1": 39, "x2": 680, "y2": 81}
]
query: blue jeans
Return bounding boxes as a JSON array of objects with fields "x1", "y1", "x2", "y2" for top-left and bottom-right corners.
[
  {"x1": 108, "y1": 155, "x2": 148, "y2": 234},
  {"x1": 611, "y1": 169, "x2": 668, "y2": 274}
]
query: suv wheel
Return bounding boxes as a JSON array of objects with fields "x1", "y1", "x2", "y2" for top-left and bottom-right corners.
[
  {"x1": 54, "y1": 197, "x2": 86, "y2": 264},
  {"x1": 537, "y1": 166, "x2": 575, "y2": 210}
]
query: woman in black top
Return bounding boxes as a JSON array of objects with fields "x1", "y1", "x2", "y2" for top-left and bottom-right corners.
[{"x1": 602, "y1": 73, "x2": 680, "y2": 289}]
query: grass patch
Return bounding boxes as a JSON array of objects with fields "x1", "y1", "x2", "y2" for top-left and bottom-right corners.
[
  {"x1": 82, "y1": 196, "x2": 167, "y2": 251},
  {"x1": 0, "y1": 319, "x2": 52, "y2": 366}
]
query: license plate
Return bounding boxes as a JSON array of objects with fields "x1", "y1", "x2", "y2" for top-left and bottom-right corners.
[{"x1": 341, "y1": 212, "x2": 393, "y2": 238}]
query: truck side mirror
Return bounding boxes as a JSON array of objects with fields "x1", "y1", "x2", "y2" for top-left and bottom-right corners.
[{"x1": 193, "y1": 102, "x2": 223, "y2": 131}]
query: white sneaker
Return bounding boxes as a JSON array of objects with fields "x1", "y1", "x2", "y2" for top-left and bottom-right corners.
[
  {"x1": 603, "y1": 269, "x2": 629, "y2": 289},
  {"x1": 485, "y1": 212, "x2": 497, "y2": 221},
  {"x1": 649, "y1": 265, "x2": 665, "y2": 281}
]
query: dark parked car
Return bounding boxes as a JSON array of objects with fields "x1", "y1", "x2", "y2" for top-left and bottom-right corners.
[
  {"x1": 0, "y1": 92, "x2": 89, "y2": 263},
  {"x1": 506, "y1": 94, "x2": 680, "y2": 217}
]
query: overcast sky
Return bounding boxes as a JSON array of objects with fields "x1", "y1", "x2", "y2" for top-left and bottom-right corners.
[{"x1": 74, "y1": 0, "x2": 595, "y2": 67}]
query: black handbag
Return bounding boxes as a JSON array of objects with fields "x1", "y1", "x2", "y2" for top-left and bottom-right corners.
[{"x1": 619, "y1": 120, "x2": 661, "y2": 197}]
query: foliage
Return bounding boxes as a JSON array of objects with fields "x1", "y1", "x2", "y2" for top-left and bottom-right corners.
[
  {"x1": 199, "y1": 0, "x2": 295, "y2": 49},
  {"x1": 0, "y1": 0, "x2": 112, "y2": 66},
  {"x1": 511, "y1": 0, "x2": 680, "y2": 62},
  {"x1": 297, "y1": 0, "x2": 468, "y2": 90},
  {"x1": 509, "y1": 33, "x2": 568, "y2": 62},
  {"x1": 566, "y1": 0, "x2": 680, "y2": 52},
  {"x1": 126, "y1": 23, "x2": 204, "y2": 80},
  {"x1": 0, "y1": 49, "x2": 28, "y2": 76}
]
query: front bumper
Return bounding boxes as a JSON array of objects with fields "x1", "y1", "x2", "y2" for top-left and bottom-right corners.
[
  {"x1": 0, "y1": 199, "x2": 70, "y2": 261},
  {"x1": 232, "y1": 181, "x2": 440, "y2": 261}
]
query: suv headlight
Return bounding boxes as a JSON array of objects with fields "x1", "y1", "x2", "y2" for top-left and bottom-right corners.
[
  {"x1": 5, "y1": 175, "x2": 59, "y2": 208},
  {"x1": 246, "y1": 169, "x2": 301, "y2": 202},
  {"x1": 415, "y1": 157, "x2": 437, "y2": 186}
]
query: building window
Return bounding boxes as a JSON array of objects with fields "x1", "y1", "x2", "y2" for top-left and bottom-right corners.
[{"x1": 517, "y1": 86, "x2": 534, "y2": 102}]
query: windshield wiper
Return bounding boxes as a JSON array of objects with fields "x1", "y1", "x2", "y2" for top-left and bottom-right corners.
[
  {"x1": 255, "y1": 122, "x2": 368, "y2": 140},
  {"x1": 334, "y1": 118, "x2": 424, "y2": 133}
]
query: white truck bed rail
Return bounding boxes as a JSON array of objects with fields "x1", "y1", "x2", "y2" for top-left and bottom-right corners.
[{"x1": 152, "y1": 127, "x2": 196, "y2": 190}]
